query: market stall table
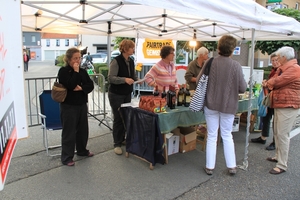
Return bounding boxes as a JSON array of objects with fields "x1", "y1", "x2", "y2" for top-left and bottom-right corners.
[{"x1": 120, "y1": 98, "x2": 258, "y2": 167}]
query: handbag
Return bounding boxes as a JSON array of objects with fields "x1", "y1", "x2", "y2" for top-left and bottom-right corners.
[
  {"x1": 51, "y1": 77, "x2": 67, "y2": 103},
  {"x1": 262, "y1": 91, "x2": 271, "y2": 107},
  {"x1": 189, "y1": 58, "x2": 214, "y2": 112},
  {"x1": 257, "y1": 88, "x2": 267, "y2": 117}
]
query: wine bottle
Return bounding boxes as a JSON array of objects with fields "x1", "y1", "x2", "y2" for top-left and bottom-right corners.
[
  {"x1": 184, "y1": 84, "x2": 191, "y2": 107},
  {"x1": 167, "y1": 85, "x2": 176, "y2": 109},
  {"x1": 177, "y1": 85, "x2": 184, "y2": 106},
  {"x1": 153, "y1": 85, "x2": 159, "y2": 96},
  {"x1": 161, "y1": 86, "x2": 167, "y2": 98}
]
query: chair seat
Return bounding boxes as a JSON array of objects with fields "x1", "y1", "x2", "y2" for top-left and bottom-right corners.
[
  {"x1": 46, "y1": 124, "x2": 63, "y2": 130},
  {"x1": 39, "y1": 90, "x2": 62, "y2": 156}
]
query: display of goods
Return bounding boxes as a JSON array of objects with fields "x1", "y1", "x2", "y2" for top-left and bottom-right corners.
[{"x1": 139, "y1": 95, "x2": 168, "y2": 113}]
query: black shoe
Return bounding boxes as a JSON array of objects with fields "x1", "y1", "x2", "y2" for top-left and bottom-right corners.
[
  {"x1": 266, "y1": 142, "x2": 275, "y2": 151},
  {"x1": 251, "y1": 136, "x2": 266, "y2": 144}
]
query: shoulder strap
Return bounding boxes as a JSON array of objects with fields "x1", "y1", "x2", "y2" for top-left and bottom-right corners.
[{"x1": 203, "y1": 57, "x2": 214, "y2": 75}]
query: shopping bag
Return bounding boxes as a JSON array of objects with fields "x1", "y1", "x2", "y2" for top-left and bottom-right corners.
[
  {"x1": 189, "y1": 57, "x2": 214, "y2": 112},
  {"x1": 257, "y1": 89, "x2": 267, "y2": 117},
  {"x1": 189, "y1": 74, "x2": 209, "y2": 112},
  {"x1": 51, "y1": 79, "x2": 67, "y2": 103},
  {"x1": 262, "y1": 92, "x2": 271, "y2": 107}
]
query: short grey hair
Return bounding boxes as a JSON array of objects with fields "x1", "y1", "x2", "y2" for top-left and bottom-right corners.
[
  {"x1": 196, "y1": 47, "x2": 209, "y2": 57},
  {"x1": 276, "y1": 46, "x2": 295, "y2": 61}
]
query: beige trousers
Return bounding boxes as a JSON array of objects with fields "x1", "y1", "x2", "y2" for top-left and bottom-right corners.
[{"x1": 273, "y1": 108, "x2": 299, "y2": 171}]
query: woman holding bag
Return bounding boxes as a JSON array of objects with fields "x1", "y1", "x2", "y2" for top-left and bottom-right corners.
[
  {"x1": 251, "y1": 53, "x2": 280, "y2": 150},
  {"x1": 202, "y1": 35, "x2": 247, "y2": 176},
  {"x1": 263, "y1": 46, "x2": 300, "y2": 174},
  {"x1": 58, "y1": 47, "x2": 95, "y2": 166}
]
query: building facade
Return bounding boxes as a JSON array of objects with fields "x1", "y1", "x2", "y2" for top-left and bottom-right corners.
[
  {"x1": 22, "y1": 32, "x2": 42, "y2": 61},
  {"x1": 41, "y1": 33, "x2": 79, "y2": 61}
]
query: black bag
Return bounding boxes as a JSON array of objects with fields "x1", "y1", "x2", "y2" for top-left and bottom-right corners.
[{"x1": 51, "y1": 78, "x2": 67, "y2": 103}]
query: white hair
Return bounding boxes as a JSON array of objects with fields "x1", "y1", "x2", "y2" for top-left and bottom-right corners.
[
  {"x1": 276, "y1": 46, "x2": 295, "y2": 61},
  {"x1": 196, "y1": 47, "x2": 209, "y2": 57}
]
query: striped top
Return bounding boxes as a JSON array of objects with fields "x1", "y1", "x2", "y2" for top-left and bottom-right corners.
[{"x1": 144, "y1": 59, "x2": 179, "y2": 92}]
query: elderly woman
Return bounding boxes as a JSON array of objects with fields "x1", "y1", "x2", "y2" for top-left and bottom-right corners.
[
  {"x1": 108, "y1": 39, "x2": 138, "y2": 155},
  {"x1": 263, "y1": 46, "x2": 300, "y2": 175},
  {"x1": 144, "y1": 45, "x2": 179, "y2": 93},
  {"x1": 201, "y1": 35, "x2": 247, "y2": 176}
]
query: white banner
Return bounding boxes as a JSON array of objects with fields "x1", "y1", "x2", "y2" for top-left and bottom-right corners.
[{"x1": 0, "y1": 0, "x2": 28, "y2": 191}]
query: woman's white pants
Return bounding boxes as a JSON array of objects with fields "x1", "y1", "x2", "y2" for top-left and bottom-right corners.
[{"x1": 204, "y1": 106, "x2": 236, "y2": 169}]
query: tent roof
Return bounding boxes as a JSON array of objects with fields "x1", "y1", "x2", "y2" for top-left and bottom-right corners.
[{"x1": 21, "y1": 0, "x2": 300, "y2": 41}]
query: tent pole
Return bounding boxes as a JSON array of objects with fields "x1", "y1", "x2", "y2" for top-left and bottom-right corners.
[{"x1": 238, "y1": 28, "x2": 255, "y2": 171}]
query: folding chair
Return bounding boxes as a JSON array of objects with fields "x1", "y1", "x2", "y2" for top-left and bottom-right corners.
[{"x1": 38, "y1": 90, "x2": 62, "y2": 156}]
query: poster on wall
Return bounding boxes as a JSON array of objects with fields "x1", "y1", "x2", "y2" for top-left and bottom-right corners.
[{"x1": 0, "y1": 0, "x2": 28, "y2": 190}]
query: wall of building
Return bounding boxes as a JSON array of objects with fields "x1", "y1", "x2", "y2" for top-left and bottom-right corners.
[
  {"x1": 41, "y1": 38, "x2": 78, "y2": 60},
  {"x1": 80, "y1": 35, "x2": 116, "y2": 55},
  {"x1": 23, "y1": 32, "x2": 42, "y2": 61}
]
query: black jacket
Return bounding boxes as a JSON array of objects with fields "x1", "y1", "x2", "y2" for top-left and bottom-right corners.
[
  {"x1": 109, "y1": 55, "x2": 135, "y2": 95},
  {"x1": 58, "y1": 65, "x2": 94, "y2": 105}
]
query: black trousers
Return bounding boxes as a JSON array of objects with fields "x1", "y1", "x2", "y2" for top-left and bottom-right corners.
[
  {"x1": 108, "y1": 91, "x2": 131, "y2": 147},
  {"x1": 262, "y1": 107, "x2": 274, "y2": 138},
  {"x1": 60, "y1": 103, "x2": 89, "y2": 164}
]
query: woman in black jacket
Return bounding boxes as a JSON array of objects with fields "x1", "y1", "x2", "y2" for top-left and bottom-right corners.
[{"x1": 58, "y1": 47, "x2": 94, "y2": 166}]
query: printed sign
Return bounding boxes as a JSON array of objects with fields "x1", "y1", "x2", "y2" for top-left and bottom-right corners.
[
  {"x1": 136, "y1": 38, "x2": 176, "y2": 63},
  {"x1": 0, "y1": 0, "x2": 28, "y2": 190}
]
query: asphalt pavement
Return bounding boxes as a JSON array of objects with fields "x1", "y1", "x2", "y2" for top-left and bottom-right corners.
[{"x1": 0, "y1": 61, "x2": 299, "y2": 199}]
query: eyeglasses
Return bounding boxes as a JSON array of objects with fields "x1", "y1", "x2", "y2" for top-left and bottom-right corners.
[{"x1": 169, "y1": 52, "x2": 175, "y2": 55}]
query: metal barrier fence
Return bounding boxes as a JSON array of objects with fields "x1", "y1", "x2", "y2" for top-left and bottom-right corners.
[
  {"x1": 133, "y1": 64, "x2": 154, "y2": 97},
  {"x1": 24, "y1": 74, "x2": 112, "y2": 129}
]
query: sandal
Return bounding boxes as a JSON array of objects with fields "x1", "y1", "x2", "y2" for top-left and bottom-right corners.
[
  {"x1": 269, "y1": 167, "x2": 285, "y2": 175},
  {"x1": 203, "y1": 167, "x2": 213, "y2": 175},
  {"x1": 266, "y1": 157, "x2": 278, "y2": 163},
  {"x1": 228, "y1": 167, "x2": 237, "y2": 175}
]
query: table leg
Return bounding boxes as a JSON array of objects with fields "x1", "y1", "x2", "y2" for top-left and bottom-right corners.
[{"x1": 163, "y1": 134, "x2": 168, "y2": 164}]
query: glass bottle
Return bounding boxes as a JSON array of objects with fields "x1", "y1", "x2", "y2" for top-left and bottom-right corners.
[
  {"x1": 177, "y1": 84, "x2": 184, "y2": 106},
  {"x1": 184, "y1": 84, "x2": 191, "y2": 107},
  {"x1": 153, "y1": 85, "x2": 159, "y2": 96},
  {"x1": 161, "y1": 86, "x2": 167, "y2": 99}
]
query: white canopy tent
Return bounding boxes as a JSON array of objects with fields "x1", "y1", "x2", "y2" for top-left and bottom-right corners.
[
  {"x1": 21, "y1": 0, "x2": 300, "y2": 170},
  {"x1": 21, "y1": 0, "x2": 300, "y2": 41}
]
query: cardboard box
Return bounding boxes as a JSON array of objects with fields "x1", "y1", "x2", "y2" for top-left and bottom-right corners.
[
  {"x1": 232, "y1": 114, "x2": 241, "y2": 132},
  {"x1": 166, "y1": 133, "x2": 179, "y2": 155},
  {"x1": 172, "y1": 127, "x2": 197, "y2": 153}
]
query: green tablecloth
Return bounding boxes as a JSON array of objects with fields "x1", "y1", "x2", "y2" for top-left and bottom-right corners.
[{"x1": 157, "y1": 98, "x2": 258, "y2": 134}]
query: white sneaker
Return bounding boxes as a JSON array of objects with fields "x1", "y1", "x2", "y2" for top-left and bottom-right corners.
[{"x1": 114, "y1": 147, "x2": 123, "y2": 155}]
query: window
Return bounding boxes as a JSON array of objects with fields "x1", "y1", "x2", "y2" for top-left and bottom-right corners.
[
  {"x1": 56, "y1": 39, "x2": 60, "y2": 46},
  {"x1": 296, "y1": 3, "x2": 299, "y2": 10},
  {"x1": 31, "y1": 35, "x2": 36, "y2": 42},
  {"x1": 65, "y1": 39, "x2": 69, "y2": 46},
  {"x1": 74, "y1": 39, "x2": 78, "y2": 46},
  {"x1": 46, "y1": 39, "x2": 50, "y2": 47},
  {"x1": 23, "y1": 36, "x2": 25, "y2": 43}
]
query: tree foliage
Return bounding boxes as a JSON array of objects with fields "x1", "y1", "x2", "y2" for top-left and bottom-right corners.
[
  {"x1": 113, "y1": 37, "x2": 135, "y2": 50},
  {"x1": 255, "y1": 8, "x2": 300, "y2": 55}
]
